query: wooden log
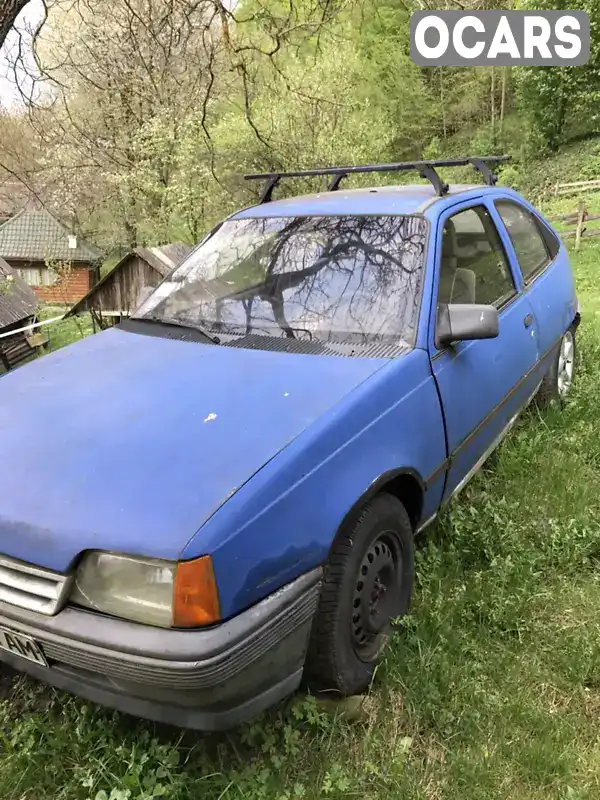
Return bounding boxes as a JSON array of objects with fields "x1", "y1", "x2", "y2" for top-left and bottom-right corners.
[
  {"x1": 575, "y1": 199, "x2": 586, "y2": 249},
  {"x1": 547, "y1": 212, "x2": 580, "y2": 223},
  {"x1": 562, "y1": 227, "x2": 600, "y2": 239},
  {"x1": 558, "y1": 179, "x2": 600, "y2": 189},
  {"x1": 556, "y1": 185, "x2": 600, "y2": 197},
  {"x1": 24, "y1": 332, "x2": 48, "y2": 348}
]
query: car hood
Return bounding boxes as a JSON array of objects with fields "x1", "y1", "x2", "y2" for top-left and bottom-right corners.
[{"x1": 0, "y1": 327, "x2": 388, "y2": 571}]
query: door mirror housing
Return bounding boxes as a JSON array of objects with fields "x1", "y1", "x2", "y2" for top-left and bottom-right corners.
[{"x1": 437, "y1": 303, "x2": 499, "y2": 348}]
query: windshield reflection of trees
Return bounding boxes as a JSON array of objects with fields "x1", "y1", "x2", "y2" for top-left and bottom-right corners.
[{"x1": 147, "y1": 215, "x2": 426, "y2": 345}]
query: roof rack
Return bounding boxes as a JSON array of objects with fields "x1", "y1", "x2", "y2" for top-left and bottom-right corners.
[{"x1": 244, "y1": 155, "x2": 510, "y2": 203}]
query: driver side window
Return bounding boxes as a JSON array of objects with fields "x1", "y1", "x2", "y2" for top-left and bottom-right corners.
[{"x1": 439, "y1": 206, "x2": 516, "y2": 308}]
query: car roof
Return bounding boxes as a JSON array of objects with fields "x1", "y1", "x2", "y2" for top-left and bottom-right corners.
[{"x1": 230, "y1": 183, "x2": 503, "y2": 220}]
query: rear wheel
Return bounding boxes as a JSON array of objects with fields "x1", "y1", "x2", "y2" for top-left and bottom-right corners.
[
  {"x1": 536, "y1": 326, "x2": 576, "y2": 408},
  {"x1": 305, "y1": 493, "x2": 414, "y2": 696}
]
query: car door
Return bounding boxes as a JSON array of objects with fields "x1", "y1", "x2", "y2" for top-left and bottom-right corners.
[
  {"x1": 429, "y1": 200, "x2": 541, "y2": 498},
  {"x1": 492, "y1": 198, "x2": 577, "y2": 360}
]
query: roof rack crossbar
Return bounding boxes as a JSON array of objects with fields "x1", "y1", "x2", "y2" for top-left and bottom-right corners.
[{"x1": 244, "y1": 155, "x2": 510, "y2": 203}]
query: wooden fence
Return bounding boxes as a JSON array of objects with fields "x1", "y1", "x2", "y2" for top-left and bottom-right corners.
[
  {"x1": 547, "y1": 179, "x2": 600, "y2": 249},
  {"x1": 553, "y1": 178, "x2": 600, "y2": 197}
]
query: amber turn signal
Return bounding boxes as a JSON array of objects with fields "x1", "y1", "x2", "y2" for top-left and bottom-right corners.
[{"x1": 173, "y1": 555, "x2": 220, "y2": 627}]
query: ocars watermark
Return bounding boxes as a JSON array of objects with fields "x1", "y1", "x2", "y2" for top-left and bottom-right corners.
[{"x1": 410, "y1": 10, "x2": 590, "y2": 66}]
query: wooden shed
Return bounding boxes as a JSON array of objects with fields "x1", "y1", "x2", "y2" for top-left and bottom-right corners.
[
  {"x1": 66, "y1": 243, "x2": 191, "y2": 329},
  {"x1": 0, "y1": 255, "x2": 41, "y2": 372}
]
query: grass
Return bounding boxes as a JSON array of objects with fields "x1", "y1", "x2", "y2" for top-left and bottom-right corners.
[
  {"x1": 2, "y1": 222, "x2": 600, "y2": 799},
  {"x1": 37, "y1": 305, "x2": 95, "y2": 354},
  {"x1": 0, "y1": 306, "x2": 93, "y2": 376}
]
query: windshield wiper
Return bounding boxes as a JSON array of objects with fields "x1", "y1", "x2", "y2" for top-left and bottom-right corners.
[
  {"x1": 279, "y1": 325, "x2": 314, "y2": 340},
  {"x1": 142, "y1": 316, "x2": 221, "y2": 344},
  {"x1": 206, "y1": 320, "x2": 315, "y2": 341}
]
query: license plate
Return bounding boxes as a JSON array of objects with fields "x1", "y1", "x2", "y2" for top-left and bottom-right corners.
[{"x1": 0, "y1": 626, "x2": 48, "y2": 666}]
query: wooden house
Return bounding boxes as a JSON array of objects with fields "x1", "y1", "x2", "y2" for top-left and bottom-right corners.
[
  {"x1": 0, "y1": 209, "x2": 105, "y2": 304},
  {"x1": 0, "y1": 256, "x2": 41, "y2": 372},
  {"x1": 66, "y1": 243, "x2": 191, "y2": 328}
]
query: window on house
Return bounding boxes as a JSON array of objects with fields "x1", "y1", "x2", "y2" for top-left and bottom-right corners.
[
  {"x1": 15, "y1": 267, "x2": 57, "y2": 287},
  {"x1": 40, "y1": 268, "x2": 57, "y2": 286}
]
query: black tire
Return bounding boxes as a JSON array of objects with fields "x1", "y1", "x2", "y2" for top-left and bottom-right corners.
[
  {"x1": 305, "y1": 492, "x2": 414, "y2": 696},
  {"x1": 535, "y1": 326, "x2": 576, "y2": 409}
]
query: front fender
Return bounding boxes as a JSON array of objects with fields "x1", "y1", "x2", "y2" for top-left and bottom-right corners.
[{"x1": 181, "y1": 349, "x2": 446, "y2": 619}]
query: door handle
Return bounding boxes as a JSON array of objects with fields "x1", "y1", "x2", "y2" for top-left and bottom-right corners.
[{"x1": 524, "y1": 313, "x2": 534, "y2": 328}]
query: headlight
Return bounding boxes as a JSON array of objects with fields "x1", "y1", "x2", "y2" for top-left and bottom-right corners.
[{"x1": 70, "y1": 551, "x2": 220, "y2": 628}]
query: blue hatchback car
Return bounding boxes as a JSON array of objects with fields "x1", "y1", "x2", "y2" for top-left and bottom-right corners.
[{"x1": 0, "y1": 157, "x2": 580, "y2": 730}]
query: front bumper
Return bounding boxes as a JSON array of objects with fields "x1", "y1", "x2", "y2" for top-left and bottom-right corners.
[{"x1": 0, "y1": 567, "x2": 322, "y2": 731}]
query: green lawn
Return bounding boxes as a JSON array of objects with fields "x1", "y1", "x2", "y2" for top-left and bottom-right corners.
[
  {"x1": 38, "y1": 306, "x2": 95, "y2": 353},
  {"x1": 1, "y1": 243, "x2": 600, "y2": 800}
]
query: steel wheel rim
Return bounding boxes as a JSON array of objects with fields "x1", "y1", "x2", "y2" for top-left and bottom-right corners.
[
  {"x1": 350, "y1": 531, "x2": 403, "y2": 663},
  {"x1": 557, "y1": 330, "x2": 575, "y2": 398}
]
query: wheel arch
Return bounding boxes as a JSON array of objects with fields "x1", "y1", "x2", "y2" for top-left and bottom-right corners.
[{"x1": 335, "y1": 468, "x2": 425, "y2": 541}]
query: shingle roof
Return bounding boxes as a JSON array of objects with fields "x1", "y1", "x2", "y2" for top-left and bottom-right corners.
[
  {"x1": 66, "y1": 242, "x2": 192, "y2": 317},
  {"x1": 0, "y1": 209, "x2": 104, "y2": 264},
  {"x1": 0, "y1": 256, "x2": 39, "y2": 330}
]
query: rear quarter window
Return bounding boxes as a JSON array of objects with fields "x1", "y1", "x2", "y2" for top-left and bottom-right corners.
[{"x1": 495, "y1": 200, "x2": 559, "y2": 282}]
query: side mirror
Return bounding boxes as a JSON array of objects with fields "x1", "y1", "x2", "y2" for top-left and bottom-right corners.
[{"x1": 437, "y1": 303, "x2": 499, "y2": 347}]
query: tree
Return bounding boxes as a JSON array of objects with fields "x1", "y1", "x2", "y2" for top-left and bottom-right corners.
[
  {"x1": 3, "y1": 0, "x2": 360, "y2": 246},
  {"x1": 14, "y1": 0, "x2": 233, "y2": 246},
  {"x1": 7, "y1": 0, "x2": 593, "y2": 255},
  {"x1": 517, "y1": 0, "x2": 600, "y2": 151},
  {"x1": 0, "y1": 0, "x2": 29, "y2": 50}
]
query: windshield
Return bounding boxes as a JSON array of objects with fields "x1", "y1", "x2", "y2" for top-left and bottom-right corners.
[{"x1": 134, "y1": 214, "x2": 427, "y2": 346}]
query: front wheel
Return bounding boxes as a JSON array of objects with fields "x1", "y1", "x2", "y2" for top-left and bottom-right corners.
[
  {"x1": 536, "y1": 326, "x2": 576, "y2": 408},
  {"x1": 304, "y1": 493, "x2": 414, "y2": 696}
]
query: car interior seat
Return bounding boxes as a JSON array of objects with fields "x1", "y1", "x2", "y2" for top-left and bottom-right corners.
[
  {"x1": 440, "y1": 219, "x2": 477, "y2": 305},
  {"x1": 453, "y1": 267, "x2": 476, "y2": 304}
]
